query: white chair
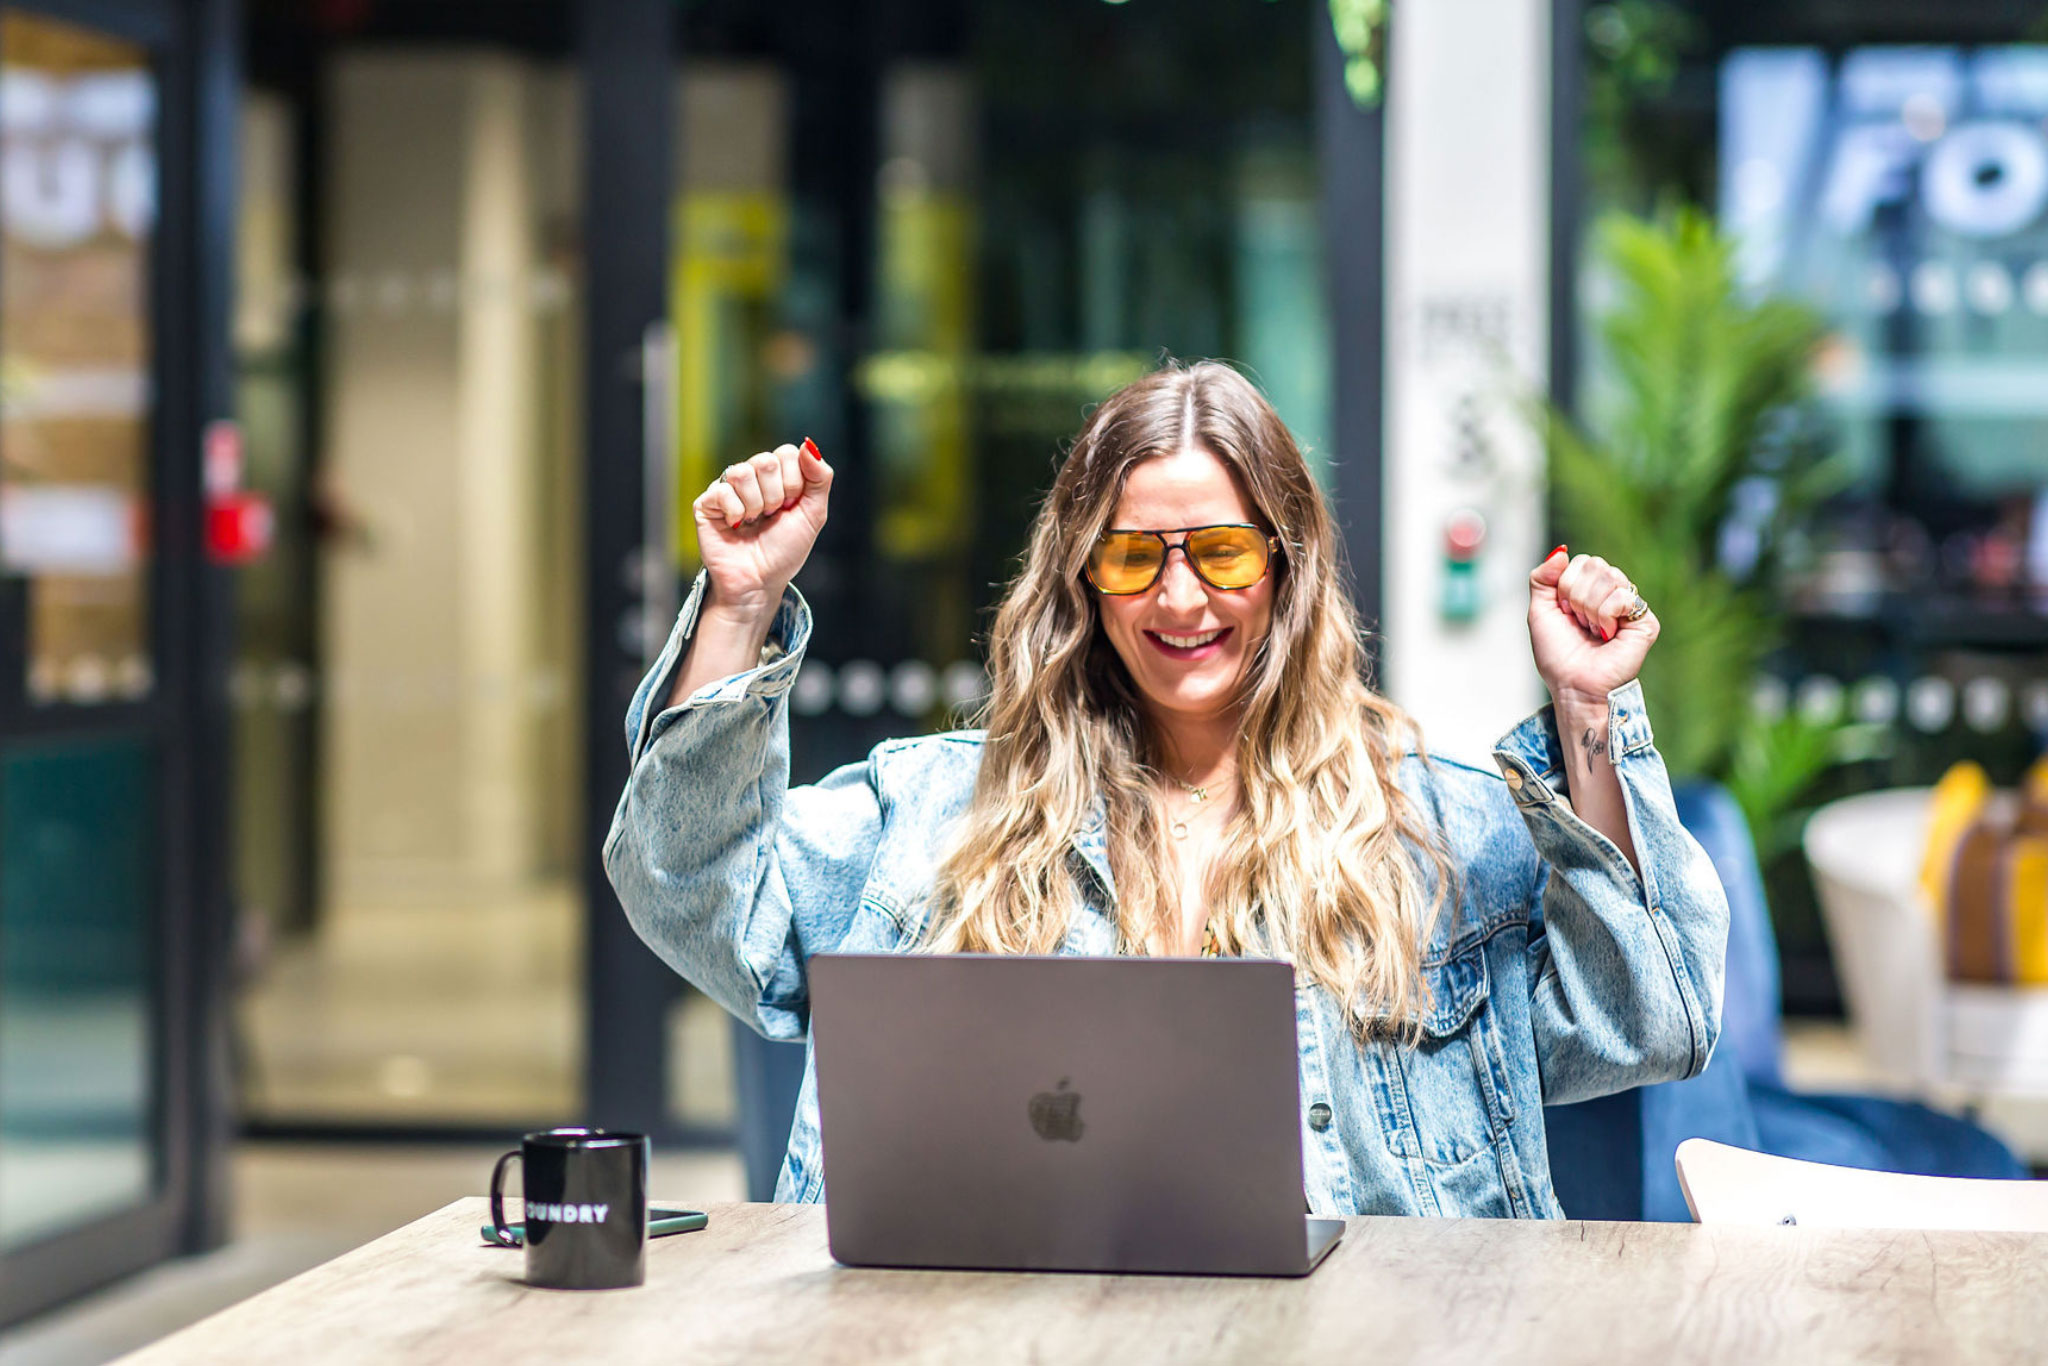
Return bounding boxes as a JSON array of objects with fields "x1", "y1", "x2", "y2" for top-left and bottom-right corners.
[
  {"x1": 1803, "y1": 789, "x2": 2048, "y2": 1101},
  {"x1": 1675, "y1": 1137, "x2": 2048, "y2": 1231}
]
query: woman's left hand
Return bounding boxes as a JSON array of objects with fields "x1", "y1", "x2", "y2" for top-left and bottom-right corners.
[{"x1": 1526, "y1": 547, "x2": 1660, "y2": 706}]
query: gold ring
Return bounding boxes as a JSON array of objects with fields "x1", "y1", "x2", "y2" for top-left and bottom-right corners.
[{"x1": 1623, "y1": 588, "x2": 1650, "y2": 622}]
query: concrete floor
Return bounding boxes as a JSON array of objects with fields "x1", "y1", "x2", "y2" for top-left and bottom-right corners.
[
  {"x1": 1779, "y1": 1017, "x2": 2048, "y2": 1160},
  {"x1": 236, "y1": 880, "x2": 736, "y2": 1130}
]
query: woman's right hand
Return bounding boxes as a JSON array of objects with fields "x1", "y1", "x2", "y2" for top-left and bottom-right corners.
[{"x1": 692, "y1": 439, "x2": 833, "y2": 619}]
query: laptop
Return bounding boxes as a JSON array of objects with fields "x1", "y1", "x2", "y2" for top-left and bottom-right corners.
[{"x1": 809, "y1": 953, "x2": 1345, "y2": 1276}]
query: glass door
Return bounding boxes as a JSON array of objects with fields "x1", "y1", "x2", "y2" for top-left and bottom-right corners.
[
  {"x1": 655, "y1": 0, "x2": 1332, "y2": 788},
  {"x1": 231, "y1": 0, "x2": 733, "y2": 1149},
  {"x1": 233, "y1": 2, "x2": 590, "y2": 1132},
  {"x1": 0, "y1": 0, "x2": 234, "y2": 1326}
]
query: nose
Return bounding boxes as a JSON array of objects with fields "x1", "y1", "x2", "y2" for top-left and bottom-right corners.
[{"x1": 1154, "y1": 544, "x2": 1208, "y2": 610}]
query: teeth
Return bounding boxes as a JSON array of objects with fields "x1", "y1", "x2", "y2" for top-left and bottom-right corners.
[{"x1": 1157, "y1": 629, "x2": 1223, "y2": 649}]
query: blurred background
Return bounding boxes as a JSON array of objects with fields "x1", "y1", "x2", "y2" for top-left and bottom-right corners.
[{"x1": 2, "y1": 0, "x2": 2047, "y2": 1352}]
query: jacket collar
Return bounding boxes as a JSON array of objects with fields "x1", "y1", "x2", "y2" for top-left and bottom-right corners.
[
  {"x1": 1063, "y1": 798, "x2": 1124, "y2": 956},
  {"x1": 1070, "y1": 796, "x2": 1116, "y2": 905}
]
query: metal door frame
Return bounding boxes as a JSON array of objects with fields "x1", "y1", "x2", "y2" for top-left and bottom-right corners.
[
  {"x1": 578, "y1": 0, "x2": 713, "y2": 1144},
  {"x1": 0, "y1": 0, "x2": 238, "y2": 1328}
]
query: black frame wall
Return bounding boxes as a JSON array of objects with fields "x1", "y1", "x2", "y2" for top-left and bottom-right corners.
[
  {"x1": 0, "y1": 0, "x2": 239, "y2": 1327},
  {"x1": 1314, "y1": 8, "x2": 1388, "y2": 662},
  {"x1": 577, "y1": 0, "x2": 716, "y2": 1145}
]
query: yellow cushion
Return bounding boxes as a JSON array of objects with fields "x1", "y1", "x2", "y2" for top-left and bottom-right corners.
[
  {"x1": 2011, "y1": 838, "x2": 2048, "y2": 987},
  {"x1": 2026, "y1": 753, "x2": 2048, "y2": 808},
  {"x1": 1920, "y1": 761, "x2": 1991, "y2": 918}
]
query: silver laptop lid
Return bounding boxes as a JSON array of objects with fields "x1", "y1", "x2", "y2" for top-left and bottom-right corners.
[{"x1": 810, "y1": 954, "x2": 1313, "y2": 1275}]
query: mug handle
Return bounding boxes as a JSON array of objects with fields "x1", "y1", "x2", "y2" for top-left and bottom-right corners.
[{"x1": 487, "y1": 1149, "x2": 523, "y2": 1248}]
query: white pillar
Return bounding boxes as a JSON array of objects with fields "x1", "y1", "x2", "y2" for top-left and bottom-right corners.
[
  {"x1": 1383, "y1": 0, "x2": 1552, "y2": 762},
  {"x1": 323, "y1": 52, "x2": 561, "y2": 898},
  {"x1": 456, "y1": 61, "x2": 543, "y2": 884},
  {"x1": 324, "y1": 54, "x2": 468, "y2": 898}
]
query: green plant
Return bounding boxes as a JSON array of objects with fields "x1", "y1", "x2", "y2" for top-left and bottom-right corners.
[
  {"x1": 1723, "y1": 711, "x2": 1834, "y2": 860},
  {"x1": 1327, "y1": 0, "x2": 1389, "y2": 108},
  {"x1": 1727, "y1": 708, "x2": 1892, "y2": 861},
  {"x1": 1537, "y1": 209, "x2": 1840, "y2": 791},
  {"x1": 1582, "y1": 0, "x2": 1702, "y2": 208}
]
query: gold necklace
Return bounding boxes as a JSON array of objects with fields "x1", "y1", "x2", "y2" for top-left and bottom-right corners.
[{"x1": 1167, "y1": 776, "x2": 1213, "y2": 840}]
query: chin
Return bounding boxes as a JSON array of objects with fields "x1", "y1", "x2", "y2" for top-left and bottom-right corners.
[{"x1": 1147, "y1": 679, "x2": 1236, "y2": 717}]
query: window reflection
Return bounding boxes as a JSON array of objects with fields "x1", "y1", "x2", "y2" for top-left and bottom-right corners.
[
  {"x1": 859, "y1": 1, "x2": 1330, "y2": 743},
  {"x1": 667, "y1": 0, "x2": 1329, "y2": 765},
  {"x1": 0, "y1": 12, "x2": 156, "y2": 707},
  {"x1": 0, "y1": 737, "x2": 155, "y2": 1251}
]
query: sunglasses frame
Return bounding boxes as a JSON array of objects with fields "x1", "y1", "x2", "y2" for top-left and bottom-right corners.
[{"x1": 1084, "y1": 523, "x2": 1283, "y2": 595}]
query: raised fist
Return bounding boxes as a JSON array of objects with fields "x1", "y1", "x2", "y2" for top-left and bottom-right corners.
[{"x1": 691, "y1": 438, "x2": 833, "y2": 618}]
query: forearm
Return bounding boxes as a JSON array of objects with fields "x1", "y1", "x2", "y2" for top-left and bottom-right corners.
[
  {"x1": 608, "y1": 687, "x2": 788, "y2": 1024},
  {"x1": 666, "y1": 583, "x2": 782, "y2": 709},
  {"x1": 1554, "y1": 691, "x2": 1639, "y2": 875},
  {"x1": 1501, "y1": 682, "x2": 1728, "y2": 1102},
  {"x1": 609, "y1": 576, "x2": 835, "y2": 1040}
]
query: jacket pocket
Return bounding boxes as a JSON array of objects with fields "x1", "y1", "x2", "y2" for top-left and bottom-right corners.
[
  {"x1": 1421, "y1": 1145, "x2": 1516, "y2": 1219},
  {"x1": 1381, "y1": 941, "x2": 1516, "y2": 1169}
]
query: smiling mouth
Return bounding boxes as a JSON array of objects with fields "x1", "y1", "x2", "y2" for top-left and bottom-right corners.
[{"x1": 1144, "y1": 627, "x2": 1231, "y2": 659}]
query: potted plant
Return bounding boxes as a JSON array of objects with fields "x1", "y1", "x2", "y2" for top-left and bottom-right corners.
[{"x1": 1537, "y1": 208, "x2": 1847, "y2": 849}]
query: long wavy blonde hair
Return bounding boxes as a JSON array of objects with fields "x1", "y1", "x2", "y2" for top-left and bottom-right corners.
[{"x1": 924, "y1": 360, "x2": 1451, "y2": 1035}]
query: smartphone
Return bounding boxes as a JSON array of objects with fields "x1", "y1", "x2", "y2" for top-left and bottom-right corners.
[{"x1": 482, "y1": 1207, "x2": 708, "y2": 1248}]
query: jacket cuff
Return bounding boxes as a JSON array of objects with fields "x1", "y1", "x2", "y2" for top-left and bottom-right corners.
[
  {"x1": 630, "y1": 571, "x2": 811, "y2": 760},
  {"x1": 1491, "y1": 679, "x2": 1654, "y2": 798}
]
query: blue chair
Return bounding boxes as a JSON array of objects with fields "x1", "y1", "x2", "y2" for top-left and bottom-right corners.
[
  {"x1": 1545, "y1": 782, "x2": 2027, "y2": 1223},
  {"x1": 731, "y1": 1026, "x2": 807, "y2": 1202}
]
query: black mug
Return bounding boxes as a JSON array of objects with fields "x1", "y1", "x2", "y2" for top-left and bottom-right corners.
[{"x1": 489, "y1": 1128, "x2": 649, "y2": 1290}]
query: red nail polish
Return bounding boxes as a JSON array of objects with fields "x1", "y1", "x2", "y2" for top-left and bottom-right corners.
[
  {"x1": 1549, "y1": 544, "x2": 1568, "y2": 560},
  {"x1": 801, "y1": 437, "x2": 821, "y2": 461},
  {"x1": 780, "y1": 498, "x2": 800, "y2": 512},
  {"x1": 1602, "y1": 627, "x2": 1613, "y2": 642}
]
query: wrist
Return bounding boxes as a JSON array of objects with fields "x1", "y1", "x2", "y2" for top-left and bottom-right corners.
[
  {"x1": 1552, "y1": 691, "x2": 1611, "y2": 768},
  {"x1": 1549, "y1": 682, "x2": 1614, "y2": 719},
  {"x1": 701, "y1": 580, "x2": 785, "y2": 631},
  {"x1": 666, "y1": 581, "x2": 786, "y2": 710}
]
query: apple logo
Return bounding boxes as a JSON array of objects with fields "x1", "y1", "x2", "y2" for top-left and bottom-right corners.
[{"x1": 1028, "y1": 1077, "x2": 1084, "y2": 1142}]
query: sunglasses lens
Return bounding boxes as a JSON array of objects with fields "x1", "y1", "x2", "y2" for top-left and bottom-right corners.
[
  {"x1": 1187, "y1": 526, "x2": 1270, "y2": 588},
  {"x1": 1088, "y1": 532, "x2": 1164, "y2": 593}
]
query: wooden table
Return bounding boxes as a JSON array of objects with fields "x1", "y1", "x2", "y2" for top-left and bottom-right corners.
[{"x1": 116, "y1": 1200, "x2": 2048, "y2": 1365}]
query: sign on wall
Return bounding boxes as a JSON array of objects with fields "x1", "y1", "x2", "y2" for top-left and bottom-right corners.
[{"x1": 1722, "y1": 46, "x2": 2048, "y2": 502}]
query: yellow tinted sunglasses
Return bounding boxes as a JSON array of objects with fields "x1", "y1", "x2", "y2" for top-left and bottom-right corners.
[{"x1": 1085, "y1": 524, "x2": 1281, "y2": 595}]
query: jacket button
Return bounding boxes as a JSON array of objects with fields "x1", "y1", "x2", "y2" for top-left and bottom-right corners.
[
  {"x1": 1308, "y1": 1102, "x2": 1333, "y2": 1131},
  {"x1": 1504, "y1": 769, "x2": 1524, "y2": 792}
]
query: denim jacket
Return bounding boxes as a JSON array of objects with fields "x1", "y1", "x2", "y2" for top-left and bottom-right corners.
[{"x1": 605, "y1": 575, "x2": 1729, "y2": 1219}]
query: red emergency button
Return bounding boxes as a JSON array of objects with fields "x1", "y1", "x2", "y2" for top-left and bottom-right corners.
[{"x1": 207, "y1": 491, "x2": 273, "y2": 565}]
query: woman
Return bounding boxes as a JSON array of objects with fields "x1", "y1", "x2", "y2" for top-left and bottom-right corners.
[{"x1": 606, "y1": 361, "x2": 1727, "y2": 1218}]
